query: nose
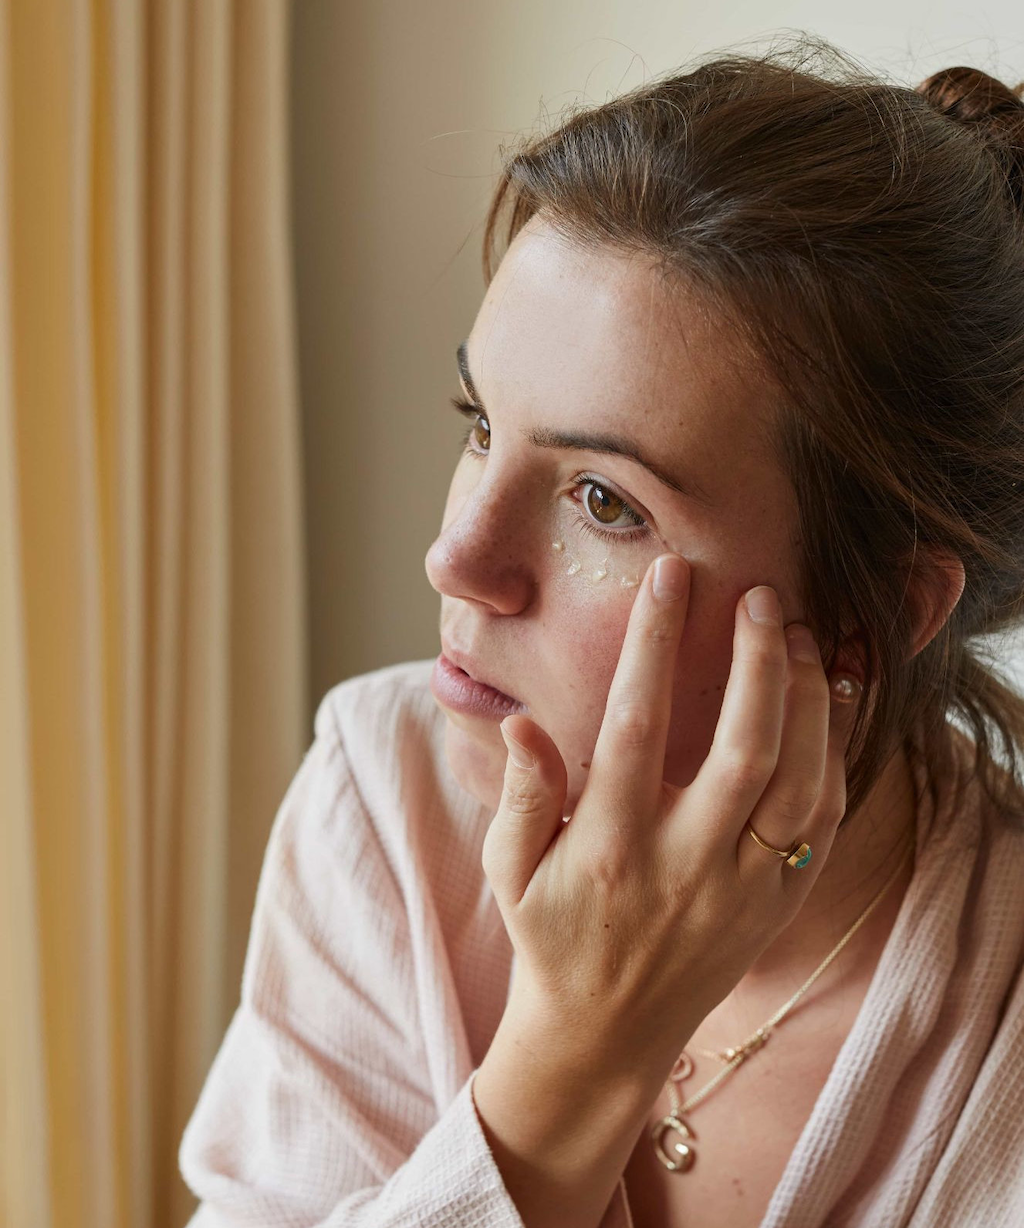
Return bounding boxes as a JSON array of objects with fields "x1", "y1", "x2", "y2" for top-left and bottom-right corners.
[{"x1": 424, "y1": 475, "x2": 536, "y2": 615}]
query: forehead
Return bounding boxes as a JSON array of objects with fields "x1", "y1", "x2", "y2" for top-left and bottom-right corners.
[{"x1": 468, "y1": 215, "x2": 788, "y2": 506}]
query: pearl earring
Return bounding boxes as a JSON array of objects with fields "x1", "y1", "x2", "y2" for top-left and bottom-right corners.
[{"x1": 830, "y1": 675, "x2": 862, "y2": 703}]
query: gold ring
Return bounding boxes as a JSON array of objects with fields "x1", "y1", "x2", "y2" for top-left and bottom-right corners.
[{"x1": 747, "y1": 822, "x2": 813, "y2": 869}]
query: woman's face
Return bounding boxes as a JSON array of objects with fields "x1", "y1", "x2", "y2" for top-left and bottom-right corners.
[{"x1": 424, "y1": 214, "x2": 806, "y2": 816}]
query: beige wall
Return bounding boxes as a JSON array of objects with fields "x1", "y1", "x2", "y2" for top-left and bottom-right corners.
[{"x1": 290, "y1": 2, "x2": 1022, "y2": 718}]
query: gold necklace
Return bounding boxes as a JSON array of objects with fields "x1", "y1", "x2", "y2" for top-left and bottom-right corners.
[{"x1": 650, "y1": 840, "x2": 914, "y2": 1172}]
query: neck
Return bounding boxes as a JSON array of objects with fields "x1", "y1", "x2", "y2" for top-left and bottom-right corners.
[{"x1": 703, "y1": 742, "x2": 920, "y2": 1036}]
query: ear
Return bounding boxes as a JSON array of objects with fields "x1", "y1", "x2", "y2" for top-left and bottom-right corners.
[
  {"x1": 904, "y1": 546, "x2": 966, "y2": 661},
  {"x1": 829, "y1": 546, "x2": 965, "y2": 684}
]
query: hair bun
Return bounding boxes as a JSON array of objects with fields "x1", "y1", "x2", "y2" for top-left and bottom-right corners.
[
  {"x1": 917, "y1": 65, "x2": 1024, "y2": 125},
  {"x1": 916, "y1": 66, "x2": 1024, "y2": 210}
]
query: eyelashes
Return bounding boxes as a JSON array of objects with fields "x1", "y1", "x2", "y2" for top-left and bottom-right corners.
[
  {"x1": 569, "y1": 475, "x2": 648, "y2": 543},
  {"x1": 451, "y1": 397, "x2": 650, "y2": 545}
]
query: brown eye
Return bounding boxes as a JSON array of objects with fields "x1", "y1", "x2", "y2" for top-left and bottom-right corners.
[
  {"x1": 471, "y1": 415, "x2": 490, "y2": 451},
  {"x1": 585, "y1": 482, "x2": 624, "y2": 525},
  {"x1": 570, "y1": 473, "x2": 649, "y2": 542}
]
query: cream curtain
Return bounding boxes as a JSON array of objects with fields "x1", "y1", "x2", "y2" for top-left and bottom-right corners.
[{"x1": 0, "y1": 3, "x2": 308, "y2": 1228}]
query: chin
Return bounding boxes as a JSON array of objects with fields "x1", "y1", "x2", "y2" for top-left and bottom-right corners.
[
  {"x1": 441, "y1": 713, "x2": 589, "y2": 820},
  {"x1": 442, "y1": 719, "x2": 505, "y2": 812}
]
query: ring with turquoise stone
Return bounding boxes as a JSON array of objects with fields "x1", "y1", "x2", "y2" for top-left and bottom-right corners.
[
  {"x1": 786, "y1": 842, "x2": 813, "y2": 868},
  {"x1": 746, "y1": 822, "x2": 813, "y2": 869}
]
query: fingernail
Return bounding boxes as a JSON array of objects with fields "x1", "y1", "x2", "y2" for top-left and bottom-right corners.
[
  {"x1": 785, "y1": 624, "x2": 819, "y2": 662},
  {"x1": 745, "y1": 586, "x2": 781, "y2": 626},
  {"x1": 500, "y1": 722, "x2": 535, "y2": 768},
  {"x1": 653, "y1": 554, "x2": 687, "y2": 602}
]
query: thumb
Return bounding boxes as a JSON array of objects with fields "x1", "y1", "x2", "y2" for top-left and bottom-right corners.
[{"x1": 482, "y1": 714, "x2": 568, "y2": 907}]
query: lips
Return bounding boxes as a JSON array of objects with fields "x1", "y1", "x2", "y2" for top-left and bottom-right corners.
[{"x1": 441, "y1": 640, "x2": 520, "y2": 704}]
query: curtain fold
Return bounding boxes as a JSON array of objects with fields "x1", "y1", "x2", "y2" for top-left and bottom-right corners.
[{"x1": 0, "y1": 3, "x2": 308, "y2": 1226}]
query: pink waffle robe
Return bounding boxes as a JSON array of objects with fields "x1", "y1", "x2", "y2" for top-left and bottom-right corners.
[{"x1": 178, "y1": 658, "x2": 1024, "y2": 1227}]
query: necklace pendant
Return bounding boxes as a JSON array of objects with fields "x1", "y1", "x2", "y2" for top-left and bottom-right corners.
[{"x1": 651, "y1": 1112, "x2": 696, "y2": 1172}]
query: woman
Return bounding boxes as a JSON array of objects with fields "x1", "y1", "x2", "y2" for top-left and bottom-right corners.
[{"x1": 179, "y1": 37, "x2": 1024, "y2": 1228}]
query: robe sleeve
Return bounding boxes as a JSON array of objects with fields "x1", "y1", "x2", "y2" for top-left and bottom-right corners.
[{"x1": 177, "y1": 694, "x2": 525, "y2": 1227}]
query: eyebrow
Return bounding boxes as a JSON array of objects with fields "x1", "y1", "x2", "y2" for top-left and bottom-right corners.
[{"x1": 456, "y1": 340, "x2": 713, "y2": 508}]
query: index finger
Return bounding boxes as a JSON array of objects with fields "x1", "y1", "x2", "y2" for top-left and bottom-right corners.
[{"x1": 586, "y1": 552, "x2": 690, "y2": 821}]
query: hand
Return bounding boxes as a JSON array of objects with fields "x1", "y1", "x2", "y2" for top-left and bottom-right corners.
[{"x1": 481, "y1": 552, "x2": 856, "y2": 1080}]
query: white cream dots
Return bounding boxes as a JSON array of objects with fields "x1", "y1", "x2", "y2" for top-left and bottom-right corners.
[
  {"x1": 549, "y1": 528, "x2": 679, "y2": 590},
  {"x1": 551, "y1": 539, "x2": 641, "y2": 589}
]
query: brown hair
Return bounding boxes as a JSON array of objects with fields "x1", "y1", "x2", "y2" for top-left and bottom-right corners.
[{"x1": 479, "y1": 35, "x2": 1024, "y2": 829}]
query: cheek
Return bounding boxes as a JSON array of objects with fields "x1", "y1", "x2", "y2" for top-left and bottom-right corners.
[
  {"x1": 541, "y1": 545, "x2": 655, "y2": 767},
  {"x1": 544, "y1": 553, "x2": 738, "y2": 791},
  {"x1": 549, "y1": 570, "x2": 632, "y2": 691}
]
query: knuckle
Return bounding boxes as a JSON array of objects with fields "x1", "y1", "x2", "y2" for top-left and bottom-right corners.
[
  {"x1": 737, "y1": 643, "x2": 787, "y2": 686},
  {"x1": 819, "y1": 789, "x2": 847, "y2": 826},
  {"x1": 608, "y1": 699, "x2": 657, "y2": 750},
  {"x1": 717, "y1": 746, "x2": 777, "y2": 794},
  {"x1": 586, "y1": 835, "x2": 632, "y2": 893},
  {"x1": 773, "y1": 767, "x2": 822, "y2": 817},
  {"x1": 742, "y1": 631, "x2": 785, "y2": 660},
  {"x1": 639, "y1": 617, "x2": 675, "y2": 647},
  {"x1": 501, "y1": 779, "x2": 543, "y2": 818},
  {"x1": 766, "y1": 789, "x2": 817, "y2": 826},
  {"x1": 757, "y1": 644, "x2": 788, "y2": 674}
]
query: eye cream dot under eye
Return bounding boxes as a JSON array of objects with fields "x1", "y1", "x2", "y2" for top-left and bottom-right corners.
[{"x1": 551, "y1": 538, "x2": 640, "y2": 590}]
